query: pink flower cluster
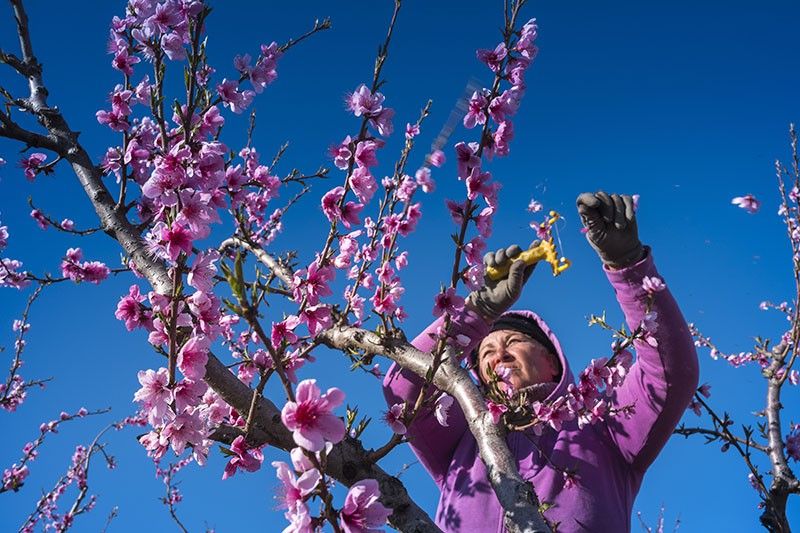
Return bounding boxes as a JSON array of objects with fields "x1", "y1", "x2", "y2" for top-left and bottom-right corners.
[
  {"x1": 519, "y1": 352, "x2": 633, "y2": 434},
  {"x1": 222, "y1": 435, "x2": 264, "y2": 479},
  {"x1": 0, "y1": 219, "x2": 28, "y2": 289},
  {"x1": 1, "y1": 408, "x2": 92, "y2": 493},
  {"x1": 271, "y1": 448, "x2": 389, "y2": 533},
  {"x1": 59, "y1": 248, "x2": 110, "y2": 284},
  {"x1": 127, "y1": 252, "x2": 233, "y2": 464},
  {"x1": 689, "y1": 323, "x2": 784, "y2": 369},
  {"x1": 18, "y1": 444, "x2": 97, "y2": 533},
  {"x1": 19, "y1": 153, "x2": 48, "y2": 181},
  {"x1": 445, "y1": 19, "x2": 539, "y2": 291}
]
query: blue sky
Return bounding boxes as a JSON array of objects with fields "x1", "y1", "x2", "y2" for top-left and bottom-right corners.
[{"x1": 2, "y1": 0, "x2": 800, "y2": 531}]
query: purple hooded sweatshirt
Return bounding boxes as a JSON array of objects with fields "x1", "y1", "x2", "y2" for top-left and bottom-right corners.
[{"x1": 383, "y1": 247, "x2": 698, "y2": 532}]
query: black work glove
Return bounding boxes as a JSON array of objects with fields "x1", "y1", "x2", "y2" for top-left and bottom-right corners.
[
  {"x1": 466, "y1": 243, "x2": 538, "y2": 323},
  {"x1": 576, "y1": 191, "x2": 644, "y2": 269}
]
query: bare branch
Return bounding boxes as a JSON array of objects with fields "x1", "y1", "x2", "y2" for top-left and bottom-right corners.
[{"x1": 218, "y1": 237, "x2": 293, "y2": 286}]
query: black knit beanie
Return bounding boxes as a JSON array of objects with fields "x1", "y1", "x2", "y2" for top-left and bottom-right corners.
[{"x1": 472, "y1": 313, "x2": 561, "y2": 378}]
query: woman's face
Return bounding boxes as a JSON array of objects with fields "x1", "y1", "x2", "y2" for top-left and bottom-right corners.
[{"x1": 476, "y1": 329, "x2": 559, "y2": 390}]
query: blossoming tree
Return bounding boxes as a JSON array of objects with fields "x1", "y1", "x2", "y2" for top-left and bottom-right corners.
[{"x1": 1, "y1": 0, "x2": 798, "y2": 532}]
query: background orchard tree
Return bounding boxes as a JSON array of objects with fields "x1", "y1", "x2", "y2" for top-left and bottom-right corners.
[{"x1": 1, "y1": 1, "x2": 800, "y2": 532}]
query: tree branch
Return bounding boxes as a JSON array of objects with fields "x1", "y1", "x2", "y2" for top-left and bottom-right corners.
[
  {"x1": 318, "y1": 323, "x2": 552, "y2": 533},
  {"x1": 202, "y1": 354, "x2": 440, "y2": 533},
  {"x1": 218, "y1": 237, "x2": 294, "y2": 286}
]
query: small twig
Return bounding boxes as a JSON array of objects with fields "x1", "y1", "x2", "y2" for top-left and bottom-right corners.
[{"x1": 27, "y1": 197, "x2": 101, "y2": 235}]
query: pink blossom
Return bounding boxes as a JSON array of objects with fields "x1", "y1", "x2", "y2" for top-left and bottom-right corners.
[
  {"x1": 434, "y1": 394, "x2": 454, "y2": 427},
  {"x1": 96, "y1": 109, "x2": 131, "y2": 132},
  {"x1": 222, "y1": 435, "x2": 264, "y2": 479},
  {"x1": 463, "y1": 91, "x2": 488, "y2": 129},
  {"x1": 383, "y1": 403, "x2": 406, "y2": 435},
  {"x1": 187, "y1": 250, "x2": 219, "y2": 293},
  {"x1": 30, "y1": 209, "x2": 48, "y2": 230},
  {"x1": 299, "y1": 305, "x2": 331, "y2": 337},
  {"x1": 133, "y1": 368, "x2": 171, "y2": 424},
  {"x1": 433, "y1": 288, "x2": 465, "y2": 318},
  {"x1": 405, "y1": 123, "x2": 420, "y2": 139},
  {"x1": 396, "y1": 174, "x2": 417, "y2": 202},
  {"x1": 350, "y1": 167, "x2": 378, "y2": 204},
  {"x1": 160, "y1": 410, "x2": 206, "y2": 455},
  {"x1": 60, "y1": 248, "x2": 110, "y2": 284},
  {"x1": 293, "y1": 261, "x2": 334, "y2": 306},
  {"x1": 732, "y1": 194, "x2": 760, "y2": 214},
  {"x1": 395, "y1": 251, "x2": 408, "y2": 270},
  {"x1": 464, "y1": 236, "x2": 486, "y2": 267},
  {"x1": 339, "y1": 479, "x2": 392, "y2": 533},
  {"x1": 330, "y1": 136, "x2": 353, "y2": 170},
  {"x1": 466, "y1": 168, "x2": 493, "y2": 201},
  {"x1": 321, "y1": 186, "x2": 345, "y2": 223},
  {"x1": 370, "y1": 107, "x2": 394, "y2": 137},
  {"x1": 0, "y1": 259, "x2": 29, "y2": 289},
  {"x1": 489, "y1": 88, "x2": 522, "y2": 123},
  {"x1": 282, "y1": 500, "x2": 313, "y2": 533},
  {"x1": 355, "y1": 140, "x2": 380, "y2": 168},
  {"x1": 162, "y1": 223, "x2": 194, "y2": 260},
  {"x1": 177, "y1": 335, "x2": 210, "y2": 380},
  {"x1": 281, "y1": 379, "x2": 346, "y2": 451},
  {"x1": 347, "y1": 84, "x2": 384, "y2": 117},
  {"x1": 341, "y1": 201, "x2": 364, "y2": 229},
  {"x1": 272, "y1": 315, "x2": 301, "y2": 348},
  {"x1": 455, "y1": 142, "x2": 480, "y2": 180},
  {"x1": 486, "y1": 400, "x2": 508, "y2": 424},
  {"x1": 698, "y1": 383, "x2": 712, "y2": 398},
  {"x1": 115, "y1": 285, "x2": 148, "y2": 331},
  {"x1": 415, "y1": 166, "x2": 435, "y2": 193},
  {"x1": 216, "y1": 79, "x2": 255, "y2": 114},
  {"x1": 428, "y1": 149, "x2": 446, "y2": 168},
  {"x1": 161, "y1": 32, "x2": 186, "y2": 60},
  {"x1": 477, "y1": 42, "x2": 507, "y2": 72},
  {"x1": 112, "y1": 48, "x2": 139, "y2": 76},
  {"x1": 19, "y1": 153, "x2": 47, "y2": 180},
  {"x1": 398, "y1": 203, "x2": 422, "y2": 236},
  {"x1": 790, "y1": 370, "x2": 799, "y2": 385},
  {"x1": 476, "y1": 207, "x2": 494, "y2": 238},
  {"x1": 491, "y1": 120, "x2": 514, "y2": 158},
  {"x1": 172, "y1": 379, "x2": 207, "y2": 412},
  {"x1": 2, "y1": 464, "x2": 29, "y2": 492},
  {"x1": 642, "y1": 275, "x2": 666, "y2": 294},
  {"x1": 688, "y1": 398, "x2": 702, "y2": 416},
  {"x1": 272, "y1": 460, "x2": 320, "y2": 518}
]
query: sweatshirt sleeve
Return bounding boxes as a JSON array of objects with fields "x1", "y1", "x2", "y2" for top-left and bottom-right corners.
[
  {"x1": 601, "y1": 246, "x2": 699, "y2": 471},
  {"x1": 382, "y1": 309, "x2": 490, "y2": 485}
]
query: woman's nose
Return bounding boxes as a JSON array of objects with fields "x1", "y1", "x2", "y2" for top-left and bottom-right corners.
[{"x1": 500, "y1": 350, "x2": 515, "y2": 362}]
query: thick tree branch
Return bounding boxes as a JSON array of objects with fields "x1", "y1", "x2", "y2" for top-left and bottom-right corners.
[
  {"x1": 202, "y1": 354, "x2": 440, "y2": 533},
  {"x1": 318, "y1": 324, "x2": 552, "y2": 533}
]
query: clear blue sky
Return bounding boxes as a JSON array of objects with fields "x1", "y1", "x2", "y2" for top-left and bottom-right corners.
[{"x1": 2, "y1": 1, "x2": 800, "y2": 531}]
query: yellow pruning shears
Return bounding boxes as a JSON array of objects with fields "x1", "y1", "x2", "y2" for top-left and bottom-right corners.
[{"x1": 485, "y1": 211, "x2": 572, "y2": 281}]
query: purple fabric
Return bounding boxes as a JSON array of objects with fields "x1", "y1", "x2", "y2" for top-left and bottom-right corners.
[{"x1": 383, "y1": 247, "x2": 698, "y2": 532}]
